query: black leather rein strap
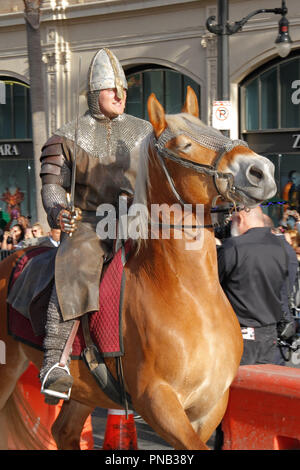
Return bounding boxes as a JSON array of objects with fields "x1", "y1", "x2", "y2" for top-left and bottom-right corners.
[
  {"x1": 153, "y1": 132, "x2": 249, "y2": 208},
  {"x1": 153, "y1": 141, "x2": 236, "y2": 208}
]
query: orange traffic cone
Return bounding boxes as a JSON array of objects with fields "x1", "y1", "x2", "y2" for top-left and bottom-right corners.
[{"x1": 102, "y1": 409, "x2": 138, "y2": 450}]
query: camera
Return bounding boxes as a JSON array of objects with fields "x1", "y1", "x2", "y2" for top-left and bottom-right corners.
[{"x1": 0, "y1": 231, "x2": 13, "y2": 244}]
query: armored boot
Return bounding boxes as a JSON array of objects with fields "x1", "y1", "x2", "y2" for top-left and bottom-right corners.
[{"x1": 40, "y1": 285, "x2": 75, "y2": 405}]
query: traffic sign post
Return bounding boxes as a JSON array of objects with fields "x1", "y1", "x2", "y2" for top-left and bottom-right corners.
[{"x1": 212, "y1": 100, "x2": 232, "y2": 130}]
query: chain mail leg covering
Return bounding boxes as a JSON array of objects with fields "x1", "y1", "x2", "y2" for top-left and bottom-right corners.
[{"x1": 40, "y1": 284, "x2": 75, "y2": 404}]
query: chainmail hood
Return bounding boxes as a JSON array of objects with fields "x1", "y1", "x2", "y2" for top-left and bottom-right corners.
[{"x1": 87, "y1": 48, "x2": 128, "y2": 119}]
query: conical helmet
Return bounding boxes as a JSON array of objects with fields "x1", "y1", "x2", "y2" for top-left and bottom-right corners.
[{"x1": 87, "y1": 48, "x2": 128, "y2": 118}]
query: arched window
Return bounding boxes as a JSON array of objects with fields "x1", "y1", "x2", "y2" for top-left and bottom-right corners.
[
  {"x1": 0, "y1": 78, "x2": 32, "y2": 140},
  {"x1": 240, "y1": 53, "x2": 300, "y2": 223},
  {"x1": 125, "y1": 66, "x2": 201, "y2": 120},
  {"x1": 241, "y1": 55, "x2": 300, "y2": 131},
  {"x1": 0, "y1": 78, "x2": 35, "y2": 223}
]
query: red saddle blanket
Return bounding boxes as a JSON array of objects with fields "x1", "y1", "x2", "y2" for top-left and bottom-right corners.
[{"x1": 7, "y1": 242, "x2": 130, "y2": 358}]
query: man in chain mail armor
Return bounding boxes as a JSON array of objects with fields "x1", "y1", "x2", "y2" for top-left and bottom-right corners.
[{"x1": 39, "y1": 48, "x2": 152, "y2": 403}]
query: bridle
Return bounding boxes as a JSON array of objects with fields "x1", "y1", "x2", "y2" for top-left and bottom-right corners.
[
  {"x1": 154, "y1": 131, "x2": 248, "y2": 206},
  {"x1": 152, "y1": 127, "x2": 249, "y2": 229}
]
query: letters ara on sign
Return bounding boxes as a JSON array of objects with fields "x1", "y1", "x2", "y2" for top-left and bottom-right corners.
[{"x1": 212, "y1": 100, "x2": 232, "y2": 130}]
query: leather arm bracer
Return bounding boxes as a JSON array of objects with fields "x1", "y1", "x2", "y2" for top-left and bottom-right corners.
[
  {"x1": 40, "y1": 135, "x2": 64, "y2": 183},
  {"x1": 40, "y1": 135, "x2": 72, "y2": 228}
]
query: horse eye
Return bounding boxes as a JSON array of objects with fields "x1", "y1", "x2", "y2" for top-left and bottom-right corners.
[{"x1": 183, "y1": 142, "x2": 192, "y2": 151}]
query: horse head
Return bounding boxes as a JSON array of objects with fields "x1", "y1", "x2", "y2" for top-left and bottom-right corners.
[{"x1": 147, "y1": 86, "x2": 277, "y2": 209}]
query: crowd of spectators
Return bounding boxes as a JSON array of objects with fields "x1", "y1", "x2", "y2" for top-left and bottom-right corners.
[{"x1": 0, "y1": 215, "x2": 61, "y2": 254}]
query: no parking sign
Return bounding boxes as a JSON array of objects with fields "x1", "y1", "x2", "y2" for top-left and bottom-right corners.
[{"x1": 212, "y1": 101, "x2": 232, "y2": 130}]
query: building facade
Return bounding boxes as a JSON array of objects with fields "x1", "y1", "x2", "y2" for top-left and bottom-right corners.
[{"x1": 0, "y1": 0, "x2": 299, "y2": 224}]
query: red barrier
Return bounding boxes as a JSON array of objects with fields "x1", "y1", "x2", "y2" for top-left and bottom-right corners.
[
  {"x1": 11, "y1": 363, "x2": 94, "y2": 450},
  {"x1": 222, "y1": 365, "x2": 300, "y2": 450}
]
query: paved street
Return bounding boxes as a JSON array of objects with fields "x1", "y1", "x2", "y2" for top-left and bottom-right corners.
[
  {"x1": 91, "y1": 408, "x2": 172, "y2": 450},
  {"x1": 91, "y1": 407, "x2": 216, "y2": 450}
]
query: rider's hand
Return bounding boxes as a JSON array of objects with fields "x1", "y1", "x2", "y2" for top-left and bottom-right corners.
[{"x1": 57, "y1": 207, "x2": 82, "y2": 234}]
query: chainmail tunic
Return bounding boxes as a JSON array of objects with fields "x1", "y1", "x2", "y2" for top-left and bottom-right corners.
[
  {"x1": 55, "y1": 111, "x2": 153, "y2": 210},
  {"x1": 43, "y1": 111, "x2": 152, "y2": 321},
  {"x1": 56, "y1": 111, "x2": 150, "y2": 163}
]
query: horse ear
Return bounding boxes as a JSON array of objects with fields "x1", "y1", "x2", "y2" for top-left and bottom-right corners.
[
  {"x1": 182, "y1": 86, "x2": 199, "y2": 118},
  {"x1": 147, "y1": 93, "x2": 167, "y2": 138}
]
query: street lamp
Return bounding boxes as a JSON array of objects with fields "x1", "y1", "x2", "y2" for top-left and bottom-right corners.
[
  {"x1": 275, "y1": 12, "x2": 292, "y2": 58},
  {"x1": 206, "y1": 0, "x2": 292, "y2": 102}
]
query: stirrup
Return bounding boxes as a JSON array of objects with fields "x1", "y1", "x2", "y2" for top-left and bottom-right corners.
[{"x1": 40, "y1": 363, "x2": 72, "y2": 401}]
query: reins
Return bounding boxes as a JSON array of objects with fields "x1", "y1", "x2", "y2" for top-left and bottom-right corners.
[
  {"x1": 152, "y1": 130, "x2": 248, "y2": 230},
  {"x1": 154, "y1": 138, "x2": 246, "y2": 202},
  {"x1": 156, "y1": 146, "x2": 234, "y2": 201}
]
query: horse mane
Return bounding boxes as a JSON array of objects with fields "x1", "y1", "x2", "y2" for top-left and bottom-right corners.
[
  {"x1": 128, "y1": 133, "x2": 151, "y2": 251},
  {"x1": 166, "y1": 112, "x2": 223, "y2": 141}
]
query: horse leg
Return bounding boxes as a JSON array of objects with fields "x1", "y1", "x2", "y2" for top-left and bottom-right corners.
[
  {"x1": 0, "y1": 346, "x2": 29, "y2": 449},
  {"x1": 136, "y1": 382, "x2": 209, "y2": 450},
  {"x1": 0, "y1": 356, "x2": 29, "y2": 410},
  {"x1": 0, "y1": 336, "x2": 29, "y2": 412},
  {"x1": 187, "y1": 389, "x2": 229, "y2": 445},
  {"x1": 51, "y1": 399, "x2": 94, "y2": 450}
]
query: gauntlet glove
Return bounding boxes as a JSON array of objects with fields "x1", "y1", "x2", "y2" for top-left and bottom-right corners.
[{"x1": 57, "y1": 207, "x2": 82, "y2": 234}]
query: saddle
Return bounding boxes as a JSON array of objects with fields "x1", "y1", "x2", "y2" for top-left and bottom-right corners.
[{"x1": 7, "y1": 240, "x2": 132, "y2": 407}]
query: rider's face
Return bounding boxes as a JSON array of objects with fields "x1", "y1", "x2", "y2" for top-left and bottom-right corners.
[{"x1": 98, "y1": 88, "x2": 127, "y2": 118}]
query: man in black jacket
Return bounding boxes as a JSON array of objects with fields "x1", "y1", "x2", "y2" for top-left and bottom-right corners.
[{"x1": 217, "y1": 206, "x2": 296, "y2": 365}]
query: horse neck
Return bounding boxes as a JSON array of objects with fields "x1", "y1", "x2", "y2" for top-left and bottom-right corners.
[
  {"x1": 135, "y1": 218, "x2": 219, "y2": 290},
  {"x1": 138, "y1": 189, "x2": 218, "y2": 283},
  {"x1": 132, "y1": 141, "x2": 220, "y2": 283}
]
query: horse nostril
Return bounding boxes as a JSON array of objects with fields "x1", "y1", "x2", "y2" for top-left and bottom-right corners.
[
  {"x1": 250, "y1": 166, "x2": 263, "y2": 180},
  {"x1": 247, "y1": 165, "x2": 264, "y2": 186}
]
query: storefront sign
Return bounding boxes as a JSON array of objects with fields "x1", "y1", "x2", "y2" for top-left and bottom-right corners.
[
  {"x1": 212, "y1": 101, "x2": 232, "y2": 130},
  {"x1": 0, "y1": 143, "x2": 20, "y2": 156},
  {"x1": 242, "y1": 131, "x2": 300, "y2": 154},
  {"x1": 292, "y1": 134, "x2": 300, "y2": 149},
  {"x1": 291, "y1": 80, "x2": 300, "y2": 105}
]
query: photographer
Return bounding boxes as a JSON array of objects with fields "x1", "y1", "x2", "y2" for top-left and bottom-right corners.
[
  {"x1": 1, "y1": 224, "x2": 25, "y2": 251},
  {"x1": 1, "y1": 230, "x2": 13, "y2": 250}
]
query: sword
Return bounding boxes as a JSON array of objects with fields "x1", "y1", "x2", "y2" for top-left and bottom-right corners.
[{"x1": 67, "y1": 56, "x2": 82, "y2": 237}]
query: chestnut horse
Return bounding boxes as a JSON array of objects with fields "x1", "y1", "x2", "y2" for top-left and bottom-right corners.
[{"x1": 0, "y1": 88, "x2": 276, "y2": 450}]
